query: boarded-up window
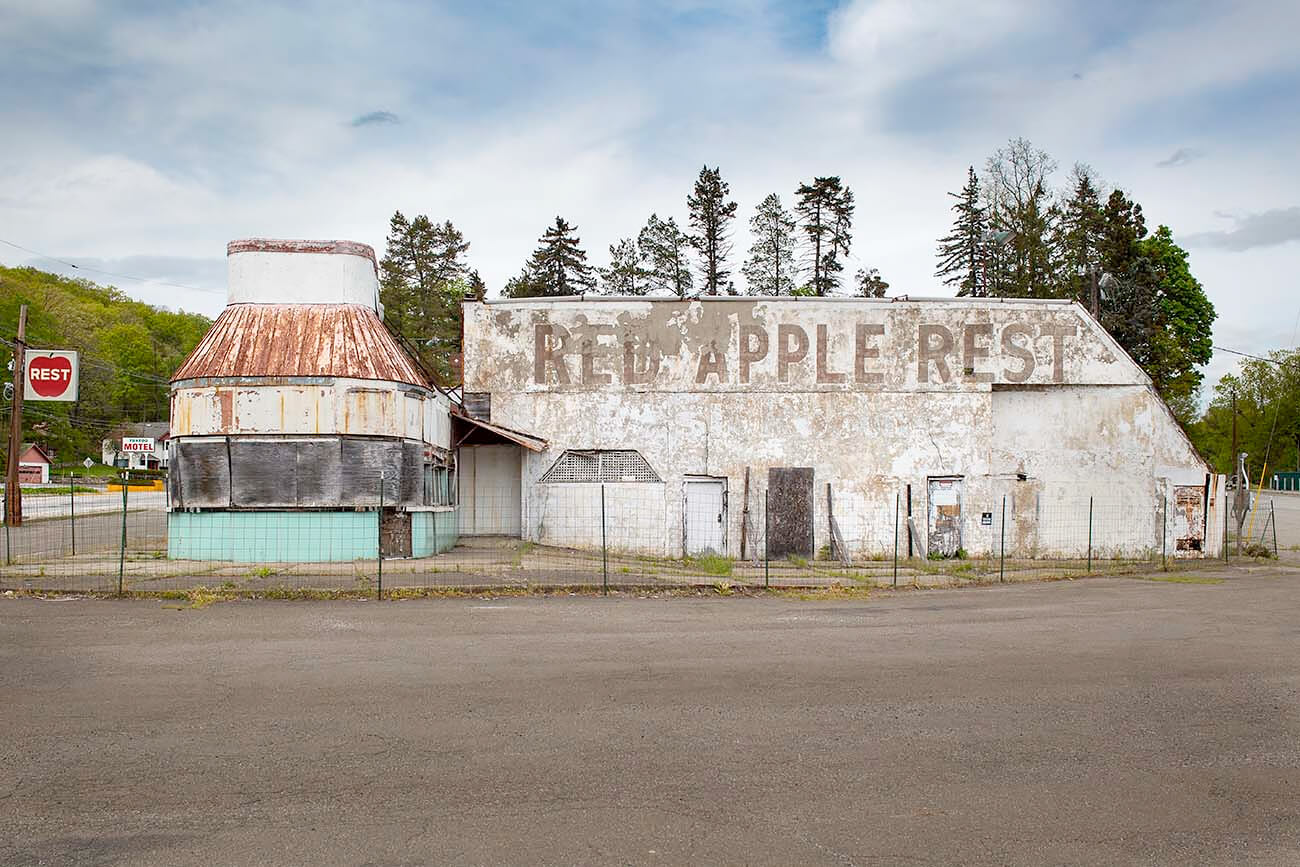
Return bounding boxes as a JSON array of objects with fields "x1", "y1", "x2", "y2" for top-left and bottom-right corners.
[{"x1": 540, "y1": 450, "x2": 661, "y2": 484}]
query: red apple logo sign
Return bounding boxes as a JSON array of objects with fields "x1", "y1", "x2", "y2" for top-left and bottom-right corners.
[{"x1": 25, "y1": 351, "x2": 79, "y2": 401}]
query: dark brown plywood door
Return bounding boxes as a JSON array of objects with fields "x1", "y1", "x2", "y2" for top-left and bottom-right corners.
[{"x1": 768, "y1": 467, "x2": 814, "y2": 559}]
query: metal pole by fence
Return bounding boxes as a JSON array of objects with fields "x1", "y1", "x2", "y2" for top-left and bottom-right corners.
[
  {"x1": 999, "y1": 495, "x2": 1006, "y2": 583},
  {"x1": 600, "y1": 483, "x2": 608, "y2": 596},
  {"x1": 763, "y1": 492, "x2": 769, "y2": 589},
  {"x1": 1161, "y1": 496, "x2": 1167, "y2": 570},
  {"x1": 118, "y1": 471, "x2": 128, "y2": 595},
  {"x1": 377, "y1": 474, "x2": 384, "y2": 600},
  {"x1": 892, "y1": 491, "x2": 899, "y2": 588},
  {"x1": 70, "y1": 470, "x2": 76, "y2": 557},
  {"x1": 1270, "y1": 500, "x2": 1279, "y2": 558},
  {"x1": 1086, "y1": 496, "x2": 1093, "y2": 572},
  {"x1": 1224, "y1": 493, "x2": 1229, "y2": 563},
  {"x1": 3, "y1": 485, "x2": 9, "y2": 566}
]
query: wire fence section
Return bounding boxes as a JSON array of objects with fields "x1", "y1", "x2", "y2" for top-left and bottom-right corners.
[{"x1": 0, "y1": 481, "x2": 1283, "y2": 596}]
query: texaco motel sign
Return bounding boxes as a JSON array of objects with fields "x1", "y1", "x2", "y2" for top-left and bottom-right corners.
[{"x1": 23, "y1": 350, "x2": 79, "y2": 402}]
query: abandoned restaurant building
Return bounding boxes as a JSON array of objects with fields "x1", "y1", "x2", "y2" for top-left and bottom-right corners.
[
  {"x1": 164, "y1": 236, "x2": 1221, "y2": 564},
  {"x1": 460, "y1": 296, "x2": 1223, "y2": 561}
]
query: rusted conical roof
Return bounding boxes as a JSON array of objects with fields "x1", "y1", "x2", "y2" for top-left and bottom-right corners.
[{"x1": 171, "y1": 303, "x2": 429, "y2": 388}]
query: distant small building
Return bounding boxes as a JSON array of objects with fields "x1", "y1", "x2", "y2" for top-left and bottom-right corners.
[
  {"x1": 17, "y1": 442, "x2": 52, "y2": 484},
  {"x1": 102, "y1": 422, "x2": 170, "y2": 470}
]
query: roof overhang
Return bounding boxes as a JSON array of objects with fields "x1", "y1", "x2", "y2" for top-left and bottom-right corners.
[{"x1": 451, "y1": 413, "x2": 547, "y2": 452}]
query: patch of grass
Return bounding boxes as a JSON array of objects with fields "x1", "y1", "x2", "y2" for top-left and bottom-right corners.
[
  {"x1": 687, "y1": 554, "x2": 733, "y2": 576},
  {"x1": 787, "y1": 554, "x2": 809, "y2": 568},
  {"x1": 1138, "y1": 574, "x2": 1225, "y2": 585},
  {"x1": 1241, "y1": 543, "x2": 1275, "y2": 559},
  {"x1": 712, "y1": 580, "x2": 733, "y2": 596},
  {"x1": 246, "y1": 565, "x2": 277, "y2": 579}
]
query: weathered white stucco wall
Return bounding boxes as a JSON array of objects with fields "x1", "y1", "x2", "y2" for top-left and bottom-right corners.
[
  {"x1": 227, "y1": 246, "x2": 380, "y2": 310},
  {"x1": 464, "y1": 297, "x2": 1215, "y2": 560}
]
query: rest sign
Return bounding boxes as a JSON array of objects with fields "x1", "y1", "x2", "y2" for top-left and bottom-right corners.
[
  {"x1": 121, "y1": 437, "x2": 155, "y2": 453},
  {"x1": 24, "y1": 350, "x2": 79, "y2": 402}
]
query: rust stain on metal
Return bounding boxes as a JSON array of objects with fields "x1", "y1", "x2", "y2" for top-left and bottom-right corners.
[
  {"x1": 226, "y1": 238, "x2": 377, "y2": 273},
  {"x1": 171, "y1": 304, "x2": 429, "y2": 388}
]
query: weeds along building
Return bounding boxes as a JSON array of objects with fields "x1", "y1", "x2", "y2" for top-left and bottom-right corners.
[
  {"x1": 460, "y1": 296, "x2": 1224, "y2": 561},
  {"x1": 166, "y1": 239, "x2": 461, "y2": 561}
]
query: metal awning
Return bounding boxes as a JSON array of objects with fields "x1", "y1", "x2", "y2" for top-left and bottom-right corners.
[{"x1": 451, "y1": 413, "x2": 547, "y2": 452}]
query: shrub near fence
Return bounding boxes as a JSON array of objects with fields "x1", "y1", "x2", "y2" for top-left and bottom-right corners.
[{"x1": 0, "y1": 479, "x2": 1258, "y2": 597}]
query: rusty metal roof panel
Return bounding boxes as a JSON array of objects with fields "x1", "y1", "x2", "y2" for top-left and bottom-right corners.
[{"x1": 171, "y1": 304, "x2": 430, "y2": 388}]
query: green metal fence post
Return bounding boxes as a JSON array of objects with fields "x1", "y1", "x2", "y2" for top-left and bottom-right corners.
[
  {"x1": 999, "y1": 495, "x2": 1006, "y2": 583},
  {"x1": 1086, "y1": 496, "x2": 1093, "y2": 573},
  {"x1": 377, "y1": 474, "x2": 384, "y2": 601},
  {"x1": 3, "y1": 485, "x2": 9, "y2": 566},
  {"x1": 118, "y1": 471, "x2": 128, "y2": 595},
  {"x1": 600, "y1": 483, "x2": 608, "y2": 596},
  {"x1": 892, "y1": 491, "x2": 899, "y2": 588},
  {"x1": 70, "y1": 471, "x2": 76, "y2": 557}
]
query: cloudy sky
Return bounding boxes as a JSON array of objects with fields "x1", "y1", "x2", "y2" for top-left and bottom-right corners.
[{"x1": 2, "y1": 0, "x2": 1297, "y2": 391}]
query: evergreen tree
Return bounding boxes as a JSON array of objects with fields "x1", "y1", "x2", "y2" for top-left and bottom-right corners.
[
  {"x1": 598, "y1": 238, "x2": 646, "y2": 295},
  {"x1": 795, "y1": 176, "x2": 854, "y2": 295},
  {"x1": 935, "y1": 166, "x2": 987, "y2": 296},
  {"x1": 504, "y1": 216, "x2": 595, "y2": 298},
  {"x1": 1053, "y1": 166, "x2": 1105, "y2": 307},
  {"x1": 741, "y1": 193, "x2": 798, "y2": 296},
  {"x1": 638, "y1": 214, "x2": 693, "y2": 297},
  {"x1": 854, "y1": 267, "x2": 890, "y2": 297},
  {"x1": 467, "y1": 269, "x2": 487, "y2": 301},
  {"x1": 686, "y1": 165, "x2": 739, "y2": 294},
  {"x1": 379, "y1": 211, "x2": 471, "y2": 385}
]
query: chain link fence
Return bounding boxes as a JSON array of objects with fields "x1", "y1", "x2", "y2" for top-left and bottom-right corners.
[{"x1": 0, "y1": 475, "x2": 1282, "y2": 597}]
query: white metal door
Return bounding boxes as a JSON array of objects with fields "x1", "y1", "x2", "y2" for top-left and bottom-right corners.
[{"x1": 685, "y1": 478, "x2": 726, "y2": 556}]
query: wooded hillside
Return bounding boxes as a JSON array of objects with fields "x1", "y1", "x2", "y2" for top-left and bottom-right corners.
[{"x1": 0, "y1": 266, "x2": 211, "y2": 469}]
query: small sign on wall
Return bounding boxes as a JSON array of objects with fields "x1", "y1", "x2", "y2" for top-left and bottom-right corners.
[{"x1": 980, "y1": 512, "x2": 993, "y2": 526}]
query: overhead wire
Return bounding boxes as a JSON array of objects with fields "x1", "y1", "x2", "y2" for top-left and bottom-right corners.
[{"x1": 0, "y1": 237, "x2": 224, "y2": 294}]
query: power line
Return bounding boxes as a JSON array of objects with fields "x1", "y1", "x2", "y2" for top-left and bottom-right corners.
[
  {"x1": 0, "y1": 237, "x2": 225, "y2": 294},
  {"x1": 1212, "y1": 345, "x2": 1292, "y2": 365}
]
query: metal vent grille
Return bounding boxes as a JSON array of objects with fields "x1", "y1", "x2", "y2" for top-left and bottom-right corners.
[{"x1": 540, "y1": 450, "x2": 661, "y2": 484}]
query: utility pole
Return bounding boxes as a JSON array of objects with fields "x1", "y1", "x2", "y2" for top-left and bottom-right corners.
[{"x1": 5, "y1": 304, "x2": 27, "y2": 526}]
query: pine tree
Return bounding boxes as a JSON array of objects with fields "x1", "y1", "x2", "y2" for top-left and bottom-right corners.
[
  {"x1": 598, "y1": 238, "x2": 646, "y2": 295},
  {"x1": 1054, "y1": 166, "x2": 1105, "y2": 306},
  {"x1": 379, "y1": 211, "x2": 471, "y2": 385},
  {"x1": 741, "y1": 193, "x2": 798, "y2": 296},
  {"x1": 467, "y1": 269, "x2": 487, "y2": 301},
  {"x1": 638, "y1": 214, "x2": 693, "y2": 297},
  {"x1": 854, "y1": 267, "x2": 890, "y2": 297},
  {"x1": 935, "y1": 166, "x2": 987, "y2": 296},
  {"x1": 686, "y1": 165, "x2": 739, "y2": 294},
  {"x1": 795, "y1": 176, "x2": 854, "y2": 295},
  {"x1": 504, "y1": 216, "x2": 595, "y2": 297}
]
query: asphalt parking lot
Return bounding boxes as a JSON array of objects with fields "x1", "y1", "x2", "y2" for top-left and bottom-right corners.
[{"x1": 4, "y1": 568, "x2": 1300, "y2": 865}]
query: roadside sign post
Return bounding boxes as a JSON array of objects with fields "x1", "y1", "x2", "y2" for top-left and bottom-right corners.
[{"x1": 70, "y1": 471, "x2": 76, "y2": 557}]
